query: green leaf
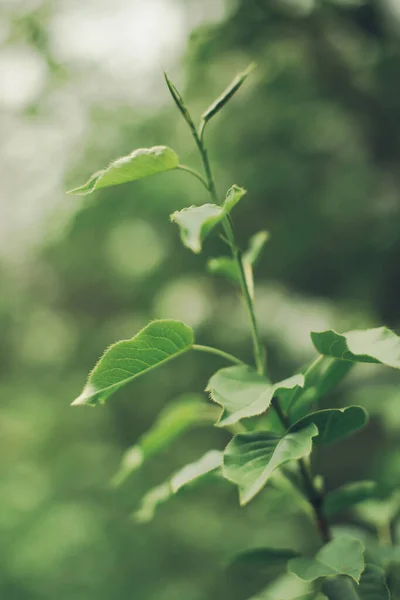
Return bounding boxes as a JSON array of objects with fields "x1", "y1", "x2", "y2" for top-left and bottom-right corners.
[
  {"x1": 248, "y1": 573, "x2": 315, "y2": 600},
  {"x1": 132, "y1": 450, "x2": 222, "y2": 523},
  {"x1": 355, "y1": 491, "x2": 400, "y2": 528},
  {"x1": 207, "y1": 366, "x2": 304, "y2": 427},
  {"x1": 224, "y1": 184, "x2": 247, "y2": 211},
  {"x1": 171, "y1": 185, "x2": 246, "y2": 253},
  {"x1": 207, "y1": 256, "x2": 240, "y2": 283},
  {"x1": 311, "y1": 327, "x2": 400, "y2": 370},
  {"x1": 288, "y1": 536, "x2": 365, "y2": 583},
  {"x1": 322, "y1": 576, "x2": 361, "y2": 600},
  {"x1": 223, "y1": 423, "x2": 318, "y2": 505},
  {"x1": 290, "y1": 407, "x2": 368, "y2": 446},
  {"x1": 163, "y1": 72, "x2": 195, "y2": 129},
  {"x1": 324, "y1": 482, "x2": 379, "y2": 517},
  {"x1": 358, "y1": 563, "x2": 391, "y2": 600},
  {"x1": 72, "y1": 320, "x2": 194, "y2": 407},
  {"x1": 201, "y1": 63, "x2": 255, "y2": 124},
  {"x1": 170, "y1": 203, "x2": 222, "y2": 254},
  {"x1": 322, "y1": 563, "x2": 391, "y2": 600},
  {"x1": 230, "y1": 547, "x2": 299, "y2": 578},
  {"x1": 287, "y1": 358, "x2": 354, "y2": 423},
  {"x1": 112, "y1": 395, "x2": 217, "y2": 486},
  {"x1": 67, "y1": 146, "x2": 179, "y2": 195},
  {"x1": 245, "y1": 230, "x2": 270, "y2": 265}
]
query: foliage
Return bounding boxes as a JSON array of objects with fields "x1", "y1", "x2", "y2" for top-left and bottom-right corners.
[{"x1": 68, "y1": 60, "x2": 400, "y2": 600}]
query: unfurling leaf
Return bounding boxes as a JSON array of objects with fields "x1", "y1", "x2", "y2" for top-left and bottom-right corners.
[
  {"x1": 311, "y1": 327, "x2": 400, "y2": 370},
  {"x1": 206, "y1": 365, "x2": 304, "y2": 427},
  {"x1": 72, "y1": 320, "x2": 194, "y2": 407},
  {"x1": 67, "y1": 146, "x2": 179, "y2": 195},
  {"x1": 133, "y1": 450, "x2": 222, "y2": 523},
  {"x1": 163, "y1": 72, "x2": 195, "y2": 128},
  {"x1": 324, "y1": 481, "x2": 379, "y2": 517},
  {"x1": 288, "y1": 536, "x2": 365, "y2": 583},
  {"x1": 112, "y1": 395, "x2": 217, "y2": 486},
  {"x1": 171, "y1": 185, "x2": 246, "y2": 253},
  {"x1": 290, "y1": 406, "x2": 368, "y2": 446},
  {"x1": 201, "y1": 63, "x2": 256, "y2": 124},
  {"x1": 223, "y1": 423, "x2": 318, "y2": 505}
]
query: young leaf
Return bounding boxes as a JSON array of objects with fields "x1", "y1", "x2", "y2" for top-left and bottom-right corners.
[
  {"x1": 224, "y1": 184, "x2": 247, "y2": 211},
  {"x1": 323, "y1": 481, "x2": 379, "y2": 517},
  {"x1": 288, "y1": 536, "x2": 365, "y2": 583},
  {"x1": 207, "y1": 230, "x2": 269, "y2": 285},
  {"x1": 201, "y1": 63, "x2": 256, "y2": 124},
  {"x1": 311, "y1": 327, "x2": 400, "y2": 370},
  {"x1": 245, "y1": 230, "x2": 270, "y2": 265},
  {"x1": 72, "y1": 320, "x2": 194, "y2": 407},
  {"x1": 171, "y1": 203, "x2": 224, "y2": 254},
  {"x1": 207, "y1": 256, "x2": 240, "y2": 283},
  {"x1": 207, "y1": 365, "x2": 304, "y2": 427},
  {"x1": 290, "y1": 407, "x2": 368, "y2": 446},
  {"x1": 112, "y1": 395, "x2": 217, "y2": 486},
  {"x1": 171, "y1": 185, "x2": 246, "y2": 253},
  {"x1": 223, "y1": 423, "x2": 318, "y2": 505},
  {"x1": 67, "y1": 146, "x2": 179, "y2": 195},
  {"x1": 163, "y1": 72, "x2": 195, "y2": 129},
  {"x1": 132, "y1": 450, "x2": 222, "y2": 523}
]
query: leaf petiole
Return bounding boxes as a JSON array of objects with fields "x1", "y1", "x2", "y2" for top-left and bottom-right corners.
[
  {"x1": 192, "y1": 344, "x2": 245, "y2": 366},
  {"x1": 176, "y1": 164, "x2": 209, "y2": 190}
]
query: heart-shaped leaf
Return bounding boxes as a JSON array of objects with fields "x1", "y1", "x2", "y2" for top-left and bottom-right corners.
[
  {"x1": 288, "y1": 536, "x2": 365, "y2": 583},
  {"x1": 68, "y1": 146, "x2": 179, "y2": 195},
  {"x1": 133, "y1": 450, "x2": 222, "y2": 523},
  {"x1": 207, "y1": 366, "x2": 304, "y2": 427},
  {"x1": 171, "y1": 185, "x2": 246, "y2": 253},
  {"x1": 311, "y1": 327, "x2": 400, "y2": 370},
  {"x1": 72, "y1": 320, "x2": 194, "y2": 407},
  {"x1": 324, "y1": 481, "x2": 379, "y2": 517},
  {"x1": 223, "y1": 423, "x2": 318, "y2": 505},
  {"x1": 290, "y1": 407, "x2": 368, "y2": 446},
  {"x1": 112, "y1": 395, "x2": 217, "y2": 486}
]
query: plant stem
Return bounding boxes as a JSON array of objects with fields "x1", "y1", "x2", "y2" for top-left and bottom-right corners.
[
  {"x1": 192, "y1": 128, "x2": 265, "y2": 375},
  {"x1": 189, "y1": 116, "x2": 331, "y2": 545},
  {"x1": 192, "y1": 344, "x2": 245, "y2": 366},
  {"x1": 176, "y1": 164, "x2": 209, "y2": 190},
  {"x1": 272, "y1": 396, "x2": 330, "y2": 542}
]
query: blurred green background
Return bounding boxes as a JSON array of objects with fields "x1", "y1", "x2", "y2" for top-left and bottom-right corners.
[{"x1": 1, "y1": 0, "x2": 400, "y2": 598}]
